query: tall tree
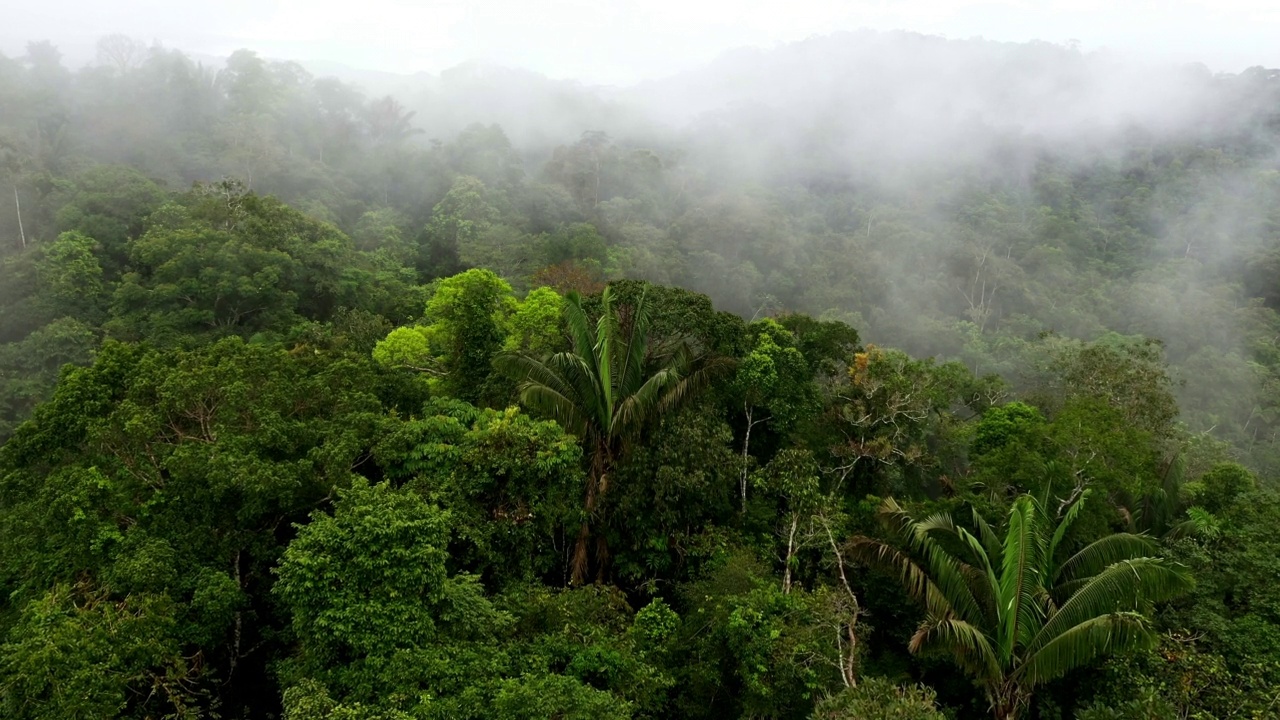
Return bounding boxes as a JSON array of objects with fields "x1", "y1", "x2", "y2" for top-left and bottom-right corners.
[
  {"x1": 852, "y1": 491, "x2": 1192, "y2": 720},
  {"x1": 496, "y1": 286, "x2": 717, "y2": 584}
]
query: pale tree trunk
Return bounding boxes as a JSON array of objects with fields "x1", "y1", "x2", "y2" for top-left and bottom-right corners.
[
  {"x1": 740, "y1": 403, "x2": 765, "y2": 512},
  {"x1": 822, "y1": 514, "x2": 861, "y2": 687},
  {"x1": 14, "y1": 185, "x2": 25, "y2": 249},
  {"x1": 781, "y1": 514, "x2": 799, "y2": 593}
]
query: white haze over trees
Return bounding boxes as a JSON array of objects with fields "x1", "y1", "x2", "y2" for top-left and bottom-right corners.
[
  {"x1": 4, "y1": 0, "x2": 1280, "y2": 83},
  {"x1": 1, "y1": 26, "x2": 1279, "y2": 470}
]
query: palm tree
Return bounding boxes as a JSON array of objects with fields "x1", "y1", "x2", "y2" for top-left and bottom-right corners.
[
  {"x1": 496, "y1": 286, "x2": 717, "y2": 584},
  {"x1": 851, "y1": 491, "x2": 1192, "y2": 720}
]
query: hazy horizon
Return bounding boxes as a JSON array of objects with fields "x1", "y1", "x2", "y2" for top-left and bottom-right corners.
[{"x1": 3, "y1": 0, "x2": 1279, "y2": 85}]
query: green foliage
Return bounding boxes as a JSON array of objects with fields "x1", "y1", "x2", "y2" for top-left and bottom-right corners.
[
  {"x1": 371, "y1": 325, "x2": 437, "y2": 372},
  {"x1": 736, "y1": 319, "x2": 821, "y2": 433},
  {"x1": 352, "y1": 207, "x2": 413, "y2": 261},
  {"x1": 502, "y1": 285, "x2": 564, "y2": 355},
  {"x1": 601, "y1": 279, "x2": 748, "y2": 357},
  {"x1": 282, "y1": 679, "x2": 414, "y2": 720},
  {"x1": 542, "y1": 222, "x2": 609, "y2": 268},
  {"x1": 374, "y1": 399, "x2": 584, "y2": 583},
  {"x1": 1084, "y1": 629, "x2": 1280, "y2": 719},
  {"x1": 833, "y1": 345, "x2": 982, "y2": 496},
  {"x1": 1040, "y1": 335, "x2": 1180, "y2": 438},
  {"x1": 0, "y1": 316, "x2": 98, "y2": 439},
  {"x1": 1075, "y1": 691, "x2": 1179, "y2": 720},
  {"x1": 0, "y1": 337, "x2": 389, "y2": 718},
  {"x1": 371, "y1": 276, "x2": 562, "y2": 393},
  {"x1": 275, "y1": 480, "x2": 469, "y2": 660},
  {"x1": 775, "y1": 313, "x2": 861, "y2": 378},
  {"x1": 490, "y1": 674, "x2": 631, "y2": 720},
  {"x1": 971, "y1": 402, "x2": 1044, "y2": 457},
  {"x1": 274, "y1": 479, "x2": 511, "y2": 716},
  {"x1": 1180, "y1": 462, "x2": 1256, "y2": 513},
  {"x1": 52, "y1": 165, "x2": 166, "y2": 270},
  {"x1": 420, "y1": 268, "x2": 513, "y2": 403},
  {"x1": 608, "y1": 405, "x2": 738, "y2": 580},
  {"x1": 500, "y1": 585, "x2": 673, "y2": 717},
  {"x1": 496, "y1": 285, "x2": 720, "y2": 583},
  {"x1": 422, "y1": 176, "x2": 498, "y2": 278},
  {"x1": 852, "y1": 492, "x2": 1193, "y2": 719},
  {"x1": 1, "y1": 583, "x2": 199, "y2": 720},
  {"x1": 275, "y1": 481, "x2": 656, "y2": 718},
  {"x1": 107, "y1": 187, "x2": 355, "y2": 343},
  {"x1": 672, "y1": 548, "x2": 840, "y2": 719},
  {"x1": 35, "y1": 231, "x2": 106, "y2": 321},
  {"x1": 812, "y1": 677, "x2": 946, "y2": 720}
]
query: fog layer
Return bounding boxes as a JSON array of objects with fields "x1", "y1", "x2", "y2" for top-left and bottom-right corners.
[{"x1": 3, "y1": 31, "x2": 1280, "y2": 467}]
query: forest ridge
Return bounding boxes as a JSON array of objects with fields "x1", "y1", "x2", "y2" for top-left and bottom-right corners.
[{"x1": 0, "y1": 31, "x2": 1278, "y2": 719}]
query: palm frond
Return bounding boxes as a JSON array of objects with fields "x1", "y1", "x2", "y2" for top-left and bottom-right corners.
[
  {"x1": 972, "y1": 508, "x2": 1003, "y2": 568},
  {"x1": 1167, "y1": 506, "x2": 1222, "y2": 541},
  {"x1": 495, "y1": 352, "x2": 576, "y2": 400},
  {"x1": 1027, "y1": 557, "x2": 1192, "y2": 657},
  {"x1": 953, "y1": 525, "x2": 1001, "y2": 624},
  {"x1": 871, "y1": 506, "x2": 984, "y2": 626},
  {"x1": 517, "y1": 383, "x2": 589, "y2": 438},
  {"x1": 495, "y1": 352, "x2": 598, "y2": 438},
  {"x1": 879, "y1": 500, "x2": 988, "y2": 626},
  {"x1": 595, "y1": 308, "x2": 616, "y2": 421},
  {"x1": 914, "y1": 510, "x2": 999, "y2": 620},
  {"x1": 563, "y1": 291, "x2": 597, "y2": 358},
  {"x1": 877, "y1": 497, "x2": 929, "y2": 542},
  {"x1": 1053, "y1": 533, "x2": 1159, "y2": 585},
  {"x1": 847, "y1": 536, "x2": 958, "y2": 620},
  {"x1": 998, "y1": 496, "x2": 1045, "y2": 660},
  {"x1": 1046, "y1": 489, "x2": 1089, "y2": 574},
  {"x1": 544, "y1": 351, "x2": 609, "y2": 434},
  {"x1": 1017, "y1": 612, "x2": 1155, "y2": 688},
  {"x1": 653, "y1": 353, "x2": 732, "y2": 416},
  {"x1": 909, "y1": 617, "x2": 1002, "y2": 682},
  {"x1": 614, "y1": 366, "x2": 680, "y2": 440},
  {"x1": 617, "y1": 286, "x2": 654, "y2": 396}
]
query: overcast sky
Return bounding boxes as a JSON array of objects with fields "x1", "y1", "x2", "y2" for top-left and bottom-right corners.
[{"x1": 3, "y1": 0, "x2": 1278, "y2": 85}]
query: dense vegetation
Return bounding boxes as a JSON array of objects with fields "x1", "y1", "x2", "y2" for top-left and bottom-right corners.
[{"x1": 1, "y1": 32, "x2": 1280, "y2": 719}]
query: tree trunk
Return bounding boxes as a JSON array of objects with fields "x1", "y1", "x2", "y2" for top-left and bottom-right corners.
[
  {"x1": 13, "y1": 185, "x2": 25, "y2": 249},
  {"x1": 781, "y1": 514, "x2": 798, "y2": 593},
  {"x1": 741, "y1": 404, "x2": 752, "y2": 512},
  {"x1": 822, "y1": 513, "x2": 861, "y2": 687},
  {"x1": 740, "y1": 404, "x2": 766, "y2": 513},
  {"x1": 571, "y1": 445, "x2": 612, "y2": 585},
  {"x1": 571, "y1": 520, "x2": 591, "y2": 586},
  {"x1": 229, "y1": 550, "x2": 242, "y2": 679},
  {"x1": 990, "y1": 684, "x2": 1024, "y2": 720},
  {"x1": 994, "y1": 706, "x2": 1020, "y2": 720},
  {"x1": 571, "y1": 470, "x2": 599, "y2": 585}
]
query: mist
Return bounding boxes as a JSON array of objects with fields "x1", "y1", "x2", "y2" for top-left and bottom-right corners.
[{"x1": 3, "y1": 25, "x2": 1280, "y2": 468}]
